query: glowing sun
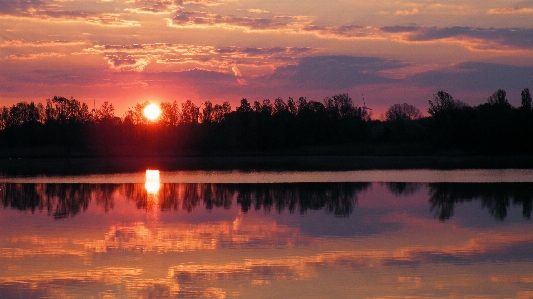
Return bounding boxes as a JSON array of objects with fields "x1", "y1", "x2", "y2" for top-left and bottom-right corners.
[{"x1": 144, "y1": 103, "x2": 161, "y2": 121}]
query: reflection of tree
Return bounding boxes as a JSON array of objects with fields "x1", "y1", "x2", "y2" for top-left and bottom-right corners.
[
  {"x1": 4, "y1": 182, "x2": 533, "y2": 221},
  {"x1": 121, "y1": 182, "x2": 368, "y2": 217},
  {"x1": 231, "y1": 183, "x2": 368, "y2": 217},
  {"x1": 386, "y1": 182, "x2": 422, "y2": 196},
  {"x1": 1, "y1": 183, "x2": 121, "y2": 218},
  {"x1": 1, "y1": 183, "x2": 43, "y2": 212},
  {"x1": 2, "y1": 182, "x2": 369, "y2": 218},
  {"x1": 43, "y1": 184, "x2": 91, "y2": 218},
  {"x1": 94, "y1": 184, "x2": 117, "y2": 213},
  {"x1": 428, "y1": 183, "x2": 533, "y2": 221},
  {"x1": 122, "y1": 183, "x2": 149, "y2": 210}
]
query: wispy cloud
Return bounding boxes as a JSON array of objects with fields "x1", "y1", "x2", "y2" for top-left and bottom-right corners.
[
  {"x1": 395, "y1": 8, "x2": 419, "y2": 16},
  {"x1": 0, "y1": 40, "x2": 86, "y2": 48},
  {"x1": 269, "y1": 56, "x2": 403, "y2": 90},
  {"x1": 380, "y1": 26, "x2": 533, "y2": 52},
  {"x1": 487, "y1": 7, "x2": 533, "y2": 15},
  {"x1": 79, "y1": 43, "x2": 315, "y2": 73},
  {"x1": 0, "y1": 0, "x2": 140, "y2": 27},
  {"x1": 167, "y1": 9, "x2": 308, "y2": 31},
  {"x1": 126, "y1": 0, "x2": 238, "y2": 15},
  {"x1": 6, "y1": 52, "x2": 66, "y2": 60},
  {"x1": 301, "y1": 24, "x2": 381, "y2": 40}
]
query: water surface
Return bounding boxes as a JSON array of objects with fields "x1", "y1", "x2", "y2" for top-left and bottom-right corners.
[{"x1": 1, "y1": 170, "x2": 532, "y2": 298}]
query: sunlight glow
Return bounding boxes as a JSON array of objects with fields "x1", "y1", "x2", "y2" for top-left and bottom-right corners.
[
  {"x1": 145, "y1": 170, "x2": 160, "y2": 194},
  {"x1": 143, "y1": 103, "x2": 161, "y2": 121}
]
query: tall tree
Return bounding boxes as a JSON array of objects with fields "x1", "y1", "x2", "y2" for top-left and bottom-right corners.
[
  {"x1": 273, "y1": 98, "x2": 285, "y2": 114},
  {"x1": 201, "y1": 101, "x2": 214, "y2": 123},
  {"x1": 521, "y1": 88, "x2": 532, "y2": 110}
]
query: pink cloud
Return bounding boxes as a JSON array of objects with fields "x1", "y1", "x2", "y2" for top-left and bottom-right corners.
[
  {"x1": 6, "y1": 52, "x2": 66, "y2": 60},
  {"x1": 395, "y1": 8, "x2": 419, "y2": 16},
  {"x1": 487, "y1": 7, "x2": 533, "y2": 15}
]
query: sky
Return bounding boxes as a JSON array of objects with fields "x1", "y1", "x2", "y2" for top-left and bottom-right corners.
[{"x1": 1, "y1": 0, "x2": 533, "y2": 117}]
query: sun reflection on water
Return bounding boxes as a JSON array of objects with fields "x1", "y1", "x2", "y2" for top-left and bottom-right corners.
[
  {"x1": 145, "y1": 170, "x2": 160, "y2": 194},
  {"x1": 145, "y1": 170, "x2": 161, "y2": 221}
]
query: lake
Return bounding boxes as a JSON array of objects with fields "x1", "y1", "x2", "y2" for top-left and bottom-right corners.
[{"x1": 1, "y1": 169, "x2": 533, "y2": 298}]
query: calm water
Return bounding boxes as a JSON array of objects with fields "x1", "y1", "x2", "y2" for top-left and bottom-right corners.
[{"x1": 1, "y1": 170, "x2": 533, "y2": 299}]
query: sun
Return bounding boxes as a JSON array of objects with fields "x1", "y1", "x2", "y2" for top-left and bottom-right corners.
[{"x1": 144, "y1": 103, "x2": 161, "y2": 121}]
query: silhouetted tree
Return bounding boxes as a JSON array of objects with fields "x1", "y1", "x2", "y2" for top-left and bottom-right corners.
[
  {"x1": 486, "y1": 89, "x2": 511, "y2": 109},
  {"x1": 0, "y1": 107, "x2": 7, "y2": 130},
  {"x1": 129, "y1": 101, "x2": 150, "y2": 125},
  {"x1": 201, "y1": 101, "x2": 214, "y2": 123},
  {"x1": 95, "y1": 101, "x2": 115, "y2": 122},
  {"x1": 236, "y1": 98, "x2": 253, "y2": 113},
  {"x1": 273, "y1": 97, "x2": 288, "y2": 115},
  {"x1": 385, "y1": 103, "x2": 422, "y2": 121},
  {"x1": 210, "y1": 101, "x2": 230, "y2": 123},
  {"x1": 261, "y1": 99, "x2": 273, "y2": 115},
  {"x1": 181, "y1": 100, "x2": 199, "y2": 124},
  {"x1": 47, "y1": 96, "x2": 90, "y2": 124},
  {"x1": 521, "y1": 88, "x2": 532, "y2": 110},
  {"x1": 287, "y1": 97, "x2": 298, "y2": 115},
  {"x1": 428, "y1": 91, "x2": 461, "y2": 116},
  {"x1": 160, "y1": 101, "x2": 180, "y2": 126}
]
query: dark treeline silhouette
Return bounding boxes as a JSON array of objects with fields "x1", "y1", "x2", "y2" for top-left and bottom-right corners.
[
  {"x1": 1, "y1": 89, "x2": 532, "y2": 156},
  {"x1": 428, "y1": 183, "x2": 533, "y2": 221},
  {"x1": 1, "y1": 182, "x2": 369, "y2": 218}
]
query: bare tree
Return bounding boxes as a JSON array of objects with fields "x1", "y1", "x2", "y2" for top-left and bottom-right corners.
[{"x1": 386, "y1": 103, "x2": 422, "y2": 121}]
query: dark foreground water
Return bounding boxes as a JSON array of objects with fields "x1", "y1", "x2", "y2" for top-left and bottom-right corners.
[{"x1": 1, "y1": 170, "x2": 533, "y2": 299}]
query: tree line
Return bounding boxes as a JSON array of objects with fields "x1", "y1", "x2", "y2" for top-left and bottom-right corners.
[{"x1": 0, "y1": 88, "x2": 532, "y2": 156}]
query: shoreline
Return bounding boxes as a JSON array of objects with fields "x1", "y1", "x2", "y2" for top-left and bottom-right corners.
[{"x1": 2, "y1": 155, "x2": 533, "y2": 176}]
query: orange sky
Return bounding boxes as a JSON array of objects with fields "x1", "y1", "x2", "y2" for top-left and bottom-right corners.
[{"x1": 1, "y1": 0, "x2": 533, "y2": 117}]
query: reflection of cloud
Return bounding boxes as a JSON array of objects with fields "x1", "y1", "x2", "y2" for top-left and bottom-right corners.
[
  {"x1": 382, "y1": 234, "x2": 533, "y2": 267},
  {"x1": 0, "y1": 267, "x2": 144, "y2": 298},
  {"x1": 170, "y1": 259, "x2": 310, "y2": 283},
  {"x1": 492, "y1": 275, "x2": 533, "y2": 283},
  {"x1": 83, "y1": 218, "x2": 304, "y2": 253}
]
